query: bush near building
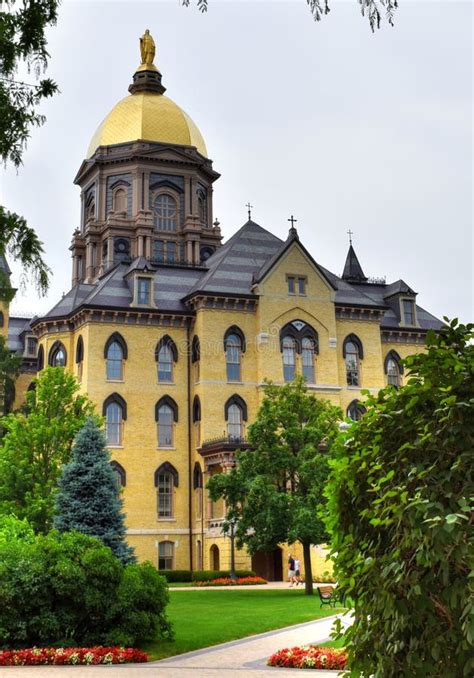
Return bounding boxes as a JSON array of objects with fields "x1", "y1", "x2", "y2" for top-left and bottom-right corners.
[
  {"x1": 326, "y1": 319, "x2": 473, "y2": 678},
  {"x1": 0, "y1": 523, "x2": 172, "y2": 648}
]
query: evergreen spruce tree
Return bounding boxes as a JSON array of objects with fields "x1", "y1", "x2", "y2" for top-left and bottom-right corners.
[{"x1": 54, "y1": 418, "x2": 135, "y2": 564}]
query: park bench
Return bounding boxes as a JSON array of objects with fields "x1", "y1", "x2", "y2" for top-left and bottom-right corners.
[{"x1": 317, "y1": 585, "x2": 345, "y2": 608}]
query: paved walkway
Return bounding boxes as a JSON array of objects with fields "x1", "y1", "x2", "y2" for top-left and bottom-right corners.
[
  {"x1": 169, "y1": 581, "x2": 334, "y2": 591},
  {"x1": 0, "y1": 612, "x2": 352, "y2": 678}
]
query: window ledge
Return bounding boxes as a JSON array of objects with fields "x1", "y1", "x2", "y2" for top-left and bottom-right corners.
[
  {"x1": 157, "y1": 518, "x2": 177, "y2": 523},
  {"x1": 347, "y1": 386, "x2": 362, "y2": 390},
  {"x1": 106, "y1": 379, "x2": 125, "y2": 383},
  {"x1": 157, "y1": 447, "x2": 176, "y2": 451},
  {"x1": 157, "y1": 381, "x2": 175, "y2": 385},
  {"x1": 108, "y1": 445, "x2": 124, "y2": 449}
]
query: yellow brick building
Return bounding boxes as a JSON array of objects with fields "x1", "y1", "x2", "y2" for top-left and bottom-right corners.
[{"x1": 6, "y1": 34, "x2": 443, "y2": 579}]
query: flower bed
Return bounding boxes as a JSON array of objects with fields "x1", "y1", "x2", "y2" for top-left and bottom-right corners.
[
  {"x1": 0, "y1": 646, "x2": 149, "y2": 666},
  {"x1": 268, "y1": 645, "x2": 347, "y2": 670},
  {"x1": 194, "y1": 576, "x2": 267, "y2": 587}
]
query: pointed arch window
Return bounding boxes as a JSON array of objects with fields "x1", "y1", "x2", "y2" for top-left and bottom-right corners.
[
  {"x1": 155, "y1": 396, "x2": 178, "y2": 448},
  {"x1": 49, "y1": 341, "x2": 67, "y2": 367},
  {"x1": 347, "y1": 400, "x2": 367, "y2": 422},
  {"x1": 193, "y1": 395, "x2": 201, "y2": 446},
  {"x1": 225, "y1": 395, "x2": 247, "y2": 441},
  {"x1": 385, "y1": 350, "x2": 403, "y2": 387},
  {"x1": 224, "y1": 327, "x2": 245, "y2": 382},
  {"x1": 104, "y1": 333, "x2": 127, "y2": 381},
  {"x1": 37, "y1": 345, "x2": 44, "y2": 371},
  {"x1": 110, "y1": 461, "x2": 126, "y2": 489},
  {"x1": 155, "y1": 463, "x2": 178, "y2": 519},
  {"x1": 103, "y1": 394, "x2": 126, "y2": 446},
  {"x1": 154, "y1": 194, "x2": 177, "y2": 232},
  {"x1": 191, "y1": 335, "x2": 200, "y2": 381},
  {"x1": 301, "y1": 337, "x2": 316, "y2": 383},
  {"x1": 156, "y1": 336, "x2": 178, "y2": 383},
  {"x1": 282, "y1": 336, "x2": 296, "y2": 382},
  {"x1": 193, "y1": 462, "x2": 203, "y2": 519},
  {"x1": 75, "y1": 335, "x2": 84, "y2": 382},
  {"x1": 343, "y1": 335, "x2": 363, "y2": 387}
]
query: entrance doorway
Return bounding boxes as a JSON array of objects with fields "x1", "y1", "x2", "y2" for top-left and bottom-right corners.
[
  {"x1": 251, "y1": 547, "x2": 283, "y2": 581},
  {"x1": 210, "y1": 544, "x2": 220, "y2": 570}
]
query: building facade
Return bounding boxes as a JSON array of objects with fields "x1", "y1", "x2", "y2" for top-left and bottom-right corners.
[{"x1": 6, "y1": 34, "x2": 443, "y2": 578}]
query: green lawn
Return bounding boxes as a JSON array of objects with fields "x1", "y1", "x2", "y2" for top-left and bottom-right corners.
[{"x1": 142, "y1": 589, "x2": 345, "y2": 661}]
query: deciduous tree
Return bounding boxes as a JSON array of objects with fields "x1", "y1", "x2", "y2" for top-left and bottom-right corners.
[
  {"x1": 325, "y1": 319, "x2": 473, "y2": 677},
  {"x1": 208, "y1": 377, "x2": 342, "y2": 594},
  {"x1": 0, "y1": 367, "x2": 95, "y2": 532}
]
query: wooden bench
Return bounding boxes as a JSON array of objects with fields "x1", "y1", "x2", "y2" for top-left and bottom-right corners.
[{"x1": 317, "y1": 585, "x2": 345, "y2": 608}]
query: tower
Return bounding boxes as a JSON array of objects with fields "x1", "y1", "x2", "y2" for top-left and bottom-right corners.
[{"x1": 70, "y1": 30, "x2": 221, "y2": 286}]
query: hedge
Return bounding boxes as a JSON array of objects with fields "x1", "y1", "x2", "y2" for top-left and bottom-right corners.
[{"x1": 159, "y1": 569, "x2": 256, "y2": 583}]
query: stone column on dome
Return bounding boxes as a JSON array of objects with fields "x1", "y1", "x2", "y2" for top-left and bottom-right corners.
[
  {"x1": 107, "y1": 236, "x2": 114, "y2": 269},
  {"x1": 85, "y1": 242, "x2": 94, "y2": 281}
]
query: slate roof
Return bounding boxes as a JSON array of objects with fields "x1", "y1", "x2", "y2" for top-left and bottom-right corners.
[
  {"x1": 342, "y1": 245, "x2": 368, "y2": 282},
  {"x1": 34, "y1": 219, "x2": 443, "y2": 332},
  {"x1": 8, "y1": 316, "x2": 32, "y2": 352}
]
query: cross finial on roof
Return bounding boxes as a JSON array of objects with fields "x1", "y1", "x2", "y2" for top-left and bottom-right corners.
[
  {"x1": 246, "y1": 202, "x2": 253, "y2": 220},
  {"x1": 347, "y1": 229, "x2": 354, "y2": 246},
  {"x1": 288, "y1": 215, "x2": 297, "y2": 229}
]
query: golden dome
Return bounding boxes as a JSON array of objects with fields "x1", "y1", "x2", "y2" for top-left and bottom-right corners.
[{"x1": 86, "y1": 91, "x2": 207, "y2": 158}]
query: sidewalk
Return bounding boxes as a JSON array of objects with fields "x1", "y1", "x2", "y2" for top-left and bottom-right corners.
[
  {"x1": 0, "y1": 612, "x2": 352, "y2": 677},
  {"x1": 169, "y1": 581, "x2": 334, "y2": 591}
]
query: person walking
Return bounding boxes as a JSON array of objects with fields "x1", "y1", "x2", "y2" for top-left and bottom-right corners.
[
  {"x1": 288, "y1": 554, "x2": 295, "y2": 587},
  {"x1": 294, "y1": 557, "x2": 301, "y2": 586}
]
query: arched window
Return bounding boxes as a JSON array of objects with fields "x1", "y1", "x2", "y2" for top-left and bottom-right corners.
[
  {"x1": 155, "y1": 336, "x2": 177, "y2": 383},
  {"x1": 154, "y1": 194, "x2": 177, "y2": 231},
  {"x1": 210, "y1": 544, "x2": 220, "y2": 570},
  {"x1": 104, "y1": 333, "x2": 127, "y2": 381},
  {"x1": 347, "y1": 400, "x2": 367, "y2": 422},
  {"x1": 155, "y1": 463, "x2": 178, "y2": 519},
  {"x1": 166, "y1": 241, "x2": 176, "y2": 263},
  {"x1": 343, "y1": 335, "x2": 363, "y2": 387},
  {"x1": 224, "y1": 328, "x2": 243, "y2": 382},
  {"x1": 193, "y1": 395, "x2": 201, "y2": 446},
  {"x1": 75, "y1": 335, "x2": 84, "y2": 382},
  {"x1": 282, "y1": 335, "x2": 296, "y2": 382},
  {"x1": 158, "y1": 541, "x2": 174, "y2": 570},
  {"x1": 155, "y1": 396, "x2": 178, "y2": 448},
  {"x1": 113, "y1": 187, "x2": 127, "y2": 213},
  {"x1": 103, "y1": 393, "x2": 126, "y2": 446},
  {"x1": 193, "y1": 462, "x2": 203, "y2": 518},
  {"x1": 110, "y1": 461, "x2": 126, "y2": 488},
  {"x1": 0, "y1": 312, "x2": 3, "y2": 327},
  {"x1": 86, "y1": 198, "x2": 95, "y2": 221},
  {"x1": 49, "y1": 341, "x2": 67, "y2": 367},
  {"x1": 198, "y1": 191, "x2": 207, "y2": 223},
  {"x1": 301, "y1": 337, "x2": 316, "y2": 383},
  {"x1": 225, "y1": 395, "x2": 247, "y2": 441},
  {"x1": 191, "y1": 335, "x2": 200, "y2": 381},
  {"x1": 37, "y1": 345, "x2": 44, "y2": 371},
  {"x1": 385, "y1": 350, "x2": 403, "y2": 387}
]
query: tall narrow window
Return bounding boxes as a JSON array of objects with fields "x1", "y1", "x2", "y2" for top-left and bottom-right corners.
[
  {"x1": 137, "y1": 277, "x2": 151, "y2": 305},
  {"x1": 158, "y1": 344, "x2": 173, "y2": 382},
  {"x1": 154, "y1": 194, "x2": 177, "y2": 231},
  {"x1": 193, "y1": 396, "x2": 201, "y2": 446},
  {"x1": 225, "y1": 333, "x2": 242, "y2": 382},
  {"x1": 345, "y1": 340, "x2": 360, "y2": 386},
  {"x1": 227, "y1": 403, "x2": 243, "y2": 440},
  {"x1": 75, "y1": 336, "x2": 84, "y2": 382},
  {"x1": 192, "y1": 335, "x2": 200, "y2": 382},
  {"x1": 287, "y1": 276, "x2": 295, "y2": 294},
  {"x1": 110, "y1": 461, "x2": 126, "y2": 490},
  {"x1": 403, "y1": 300, "x2": 415, "y2": 325},
  {"x1": 113, "y1": 187, "x2": 127, "y2": 213},
  {"x1": 386, "y1": 358, "x2": 400, "y2": 387},
  {"x1": 106, "y1": 402, "x2": 123, "y2": 446},
  {"x1": 49, "y1": 342, "x2": 67, "y2": 367},
  {"x1": 157, "y1": 472, "x2": 174, "y2": 518},
  {"x1": 158, "y1": 541, "x2": 174, "y2": 570},
  {"x1": 301, "y1": 337, "x2": 315, "y2": 383},
  {"x1": 157, "y1": 405, "x2": 173, "y2": 447},
  {"x1": 153, "y1": 240, "x2": 164, "y2": 263},
  {"x1": 282, "y1": 336, "x2": 296, "y2": 382},
  {"x1": 106, "y1": 341, "x2": 123, "y2": 380},
  {"x1": 347, "y1": 400, "x2": 366, "y2": 422}
]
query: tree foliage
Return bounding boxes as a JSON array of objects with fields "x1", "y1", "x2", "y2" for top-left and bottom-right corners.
[
  {"x1": 0, "y1": 334, "x2": 22, "y2": 415},
  {"x1": 0, "y1": 367, "x2": 96, "y2": 532},
  {"x1": 182, "y1": 0, "x2": 399, "y2": 31},
  {"x1": 0, "y1": 0, "x2": 59, "y2": 294},
  {"x1": 0, "y1": 523, "x2": 172, "y2": 647},
  {"x1": 208, "y1": 377, "x2": 342, "y2": 594},
  {"x1": 54, "y1": 418, "x2": 135, "y2": 565},
  {"x1": 325, "y1": 319, "x2": 474, "y2": 677}
]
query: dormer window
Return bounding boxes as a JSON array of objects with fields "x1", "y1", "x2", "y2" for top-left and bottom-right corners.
[
  {"x1": 137, "y1": 277, "x2": 152, "y2": 305},
  {"x1": 26, "y1": 336, "x2": 37, "y2": 357},
  {"x1": 402, "y1": 299, "x2": 415, "y2": 326}
]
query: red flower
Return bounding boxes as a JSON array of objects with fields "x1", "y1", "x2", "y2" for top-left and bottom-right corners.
[
  {"x1": 267, "y1": 645, "x2": 347, "y2": 670},
  {"x1": 0, "y1": 647, "x2": 149, "y2": 666},
  {"x1": 194, "y1": 576, "x2": 267, "y2": 587}
]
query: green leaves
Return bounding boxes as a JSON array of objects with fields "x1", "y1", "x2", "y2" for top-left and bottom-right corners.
[{"x1": 325, "y1": 319, "x2": 474, "y2": 676}]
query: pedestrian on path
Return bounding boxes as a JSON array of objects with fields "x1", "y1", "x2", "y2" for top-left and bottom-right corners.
[
  {"x1": 294, "y1": 558, "x2": 301, "y2": 586},
  {"x1": 287, "y1": 554, "x2": 295, "y2": 586}
]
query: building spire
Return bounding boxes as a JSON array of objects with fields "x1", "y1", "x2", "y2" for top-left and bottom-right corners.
[
  {"x1": 129, "y1": 29, "x2": 166, "y2": 95},
  {"x1": 246, "y1": 202, "x2": 253, "y2": 221},
  {"x1": 287, "y1": 215, "x2": 299, "y2": 240},
  {"x1": 342, "y1": 235, "x2": 368, "y2": 283}
]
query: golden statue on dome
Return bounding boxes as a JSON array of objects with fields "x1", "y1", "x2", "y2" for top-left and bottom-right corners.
[{"x1": 138, "y1": 29, "x2": 158, "y2": 72}]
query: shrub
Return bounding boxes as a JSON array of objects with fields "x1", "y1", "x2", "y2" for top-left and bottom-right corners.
[
  {"x1": 0, "y1": 528, "x2": 171, "y2": 648},
  {"x1": 191, "y1": 569, "x2": 255, "y2": 582},
  {"x1": 268, "y1": 645, "x2": 347, "y2": 670},
  {"x1": 325, "y1": 320, "x2": 473, "y2": 677}
]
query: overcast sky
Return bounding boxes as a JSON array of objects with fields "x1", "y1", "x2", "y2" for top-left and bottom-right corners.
[{"x1": 3, "y1": 0, "x2": 472, "y2": 322}]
